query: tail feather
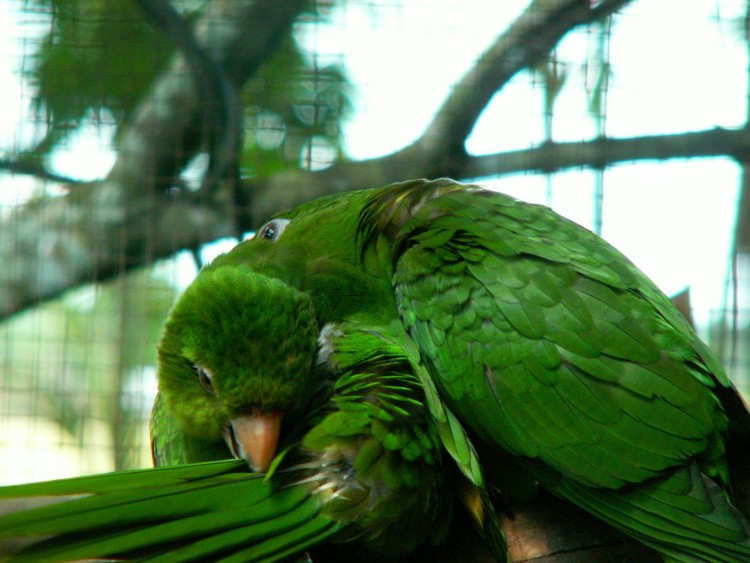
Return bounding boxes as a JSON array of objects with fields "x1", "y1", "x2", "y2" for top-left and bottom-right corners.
[
  {"x1": 0, "y1": 460, "x2": 343, "y2": 562},
  {"x1": 217, "y1": 517, "x2": 341, "y2": 563},
  {"x1": 555, "y1": 463, "x2": 750, "y2": 563}
]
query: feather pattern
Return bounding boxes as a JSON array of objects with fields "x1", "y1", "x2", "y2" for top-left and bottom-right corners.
[{"x1": 360, "y1": 179, "x2": 750, "y2": 560}]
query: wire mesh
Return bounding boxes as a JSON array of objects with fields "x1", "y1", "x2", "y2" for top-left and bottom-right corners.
[{"x1": 0, "y1": 0, "x2": 748, "y2": 485}]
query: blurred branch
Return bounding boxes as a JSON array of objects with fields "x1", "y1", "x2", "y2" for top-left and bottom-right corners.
[
  {"x1": 416, "y1": 0, "x2": 631, "y2": 172},
  {"x1": 0, "y1": 0, "x2": 305, "y2": 319},
  {"x1": 107, "y1": 0, "x2": 304, "y2": 203},
  {"x1": 0, "y1": 158, "x2": 85, "y2": 185},
  {"x1": 133, "y1": 0, "x2": 242, "y2": 197},
  {"x1": 244, "y1": 0, "x2": 633, "y2": 227},
  {"x1": 0, "y1": 0, "x2": 717, "y2": 321},
  {"x1": 735, "y1": 4, "x2": 750, "y2": 257},
  {"x1": 466, "y1": 127, "x2": 750, "y2": 178},
  {"x1": 244, "y1": 126, "x2": 744, "y2": 229},
  {"x1": 503, "y1": 493, "x2": 659, "y2": 562}
]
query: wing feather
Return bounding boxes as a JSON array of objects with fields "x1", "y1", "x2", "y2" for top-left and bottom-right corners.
[{"x1": 390, "y1": 185, "x2": 728, "y2": 490}]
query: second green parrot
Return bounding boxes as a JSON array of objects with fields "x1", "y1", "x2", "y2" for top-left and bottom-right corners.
[{"x1": 209, "y1": 177, "x2": 750, "y2": 561}]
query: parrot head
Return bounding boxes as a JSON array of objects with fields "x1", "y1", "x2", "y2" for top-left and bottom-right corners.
[
  {"x1": 157, "y1": 266, "x2": 322, "y2": 472},
  {"x1": 209, "y1": 179, "x2": 471, "y2": 325},
  {"x1": 210, "y1": 188, "x2": 397, "y2": 324}
]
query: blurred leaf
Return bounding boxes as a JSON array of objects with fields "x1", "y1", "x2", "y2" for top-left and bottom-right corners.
[
  {"x1": 240, "y1": 32, "x2": 351, "y2": 176},
  {"x1": 31, "y1": 0, "x2": 172, "y2": 154},
  {"x1": 27, "y1": 0, "x2": 352, "y2": 178}
]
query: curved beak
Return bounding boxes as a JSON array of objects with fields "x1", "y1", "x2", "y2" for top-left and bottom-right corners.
[{"x1": 223, "y1": 411, "x2": 283, "y2": 473}]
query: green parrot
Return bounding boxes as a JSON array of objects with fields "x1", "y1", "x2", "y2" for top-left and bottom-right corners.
[
  {"x1": 150, "y1": 263, "x2": 503, "y2": 559},
  {"x1": 0, "y1": 267, "x2": 502, "y2": 561},
  {"x1": 203, "y1": 177, "x2": 750, "y2": 562},
  {"x1": 2, "y1": 177, "x2": 750, "y2": 562}
]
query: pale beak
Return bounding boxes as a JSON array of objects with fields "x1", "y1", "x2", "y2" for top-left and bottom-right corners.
[{"x1": 223, "y1": 411, "x2": 283, "y2": 473}]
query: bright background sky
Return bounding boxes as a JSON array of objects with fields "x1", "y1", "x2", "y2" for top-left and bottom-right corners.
[{"x1": 0, "y1": 0, "x2": 748, "y2": 482}]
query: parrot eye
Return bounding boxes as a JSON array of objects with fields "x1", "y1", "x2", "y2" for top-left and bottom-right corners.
[
  {"x1": 258, "y1": 219, "x2": 290, "y2": 242},
  {"x1": 194, "y1": 365, "x2": 215, "y2": 394}
]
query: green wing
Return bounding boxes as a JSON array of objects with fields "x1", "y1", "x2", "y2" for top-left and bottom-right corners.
[
  {"x1": 302, "y1": 318, "x2": 504, "y2": 559},
  {"x1": 302, "y1": 323, "x2": 451, "y2": 556},
  {"x1": 376, "y1": 180, "x2": 750, "y2": 560}
]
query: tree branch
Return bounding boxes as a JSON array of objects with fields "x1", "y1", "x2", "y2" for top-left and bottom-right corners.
[
  {"x1": 0, "y1": 0, "x2": 691, "y2": 319},
  {"x1": 465, "y1": 127, "x2": 750, "y2": 178},
  {"x1": 416, "y1": 0, "x2": 633, "y2": 171},
  {"x1": 133, "y1": 0, "x2": 243, "y2": 196},
  {"x1": 246, "y1": 125, "x2": 744, "y2": 229},
  {"x1": 0, "y1": 0, "x2": 306, "y2": 318},
  {"x1": 502, "y1": 493, "x2": 660, "y2": 562},
  {"x1": 244, "y1": 0, "x2": 634, "y2": 228},
  {"x1": 0, "y1": 158, "x2": 86, "y2": 185}
]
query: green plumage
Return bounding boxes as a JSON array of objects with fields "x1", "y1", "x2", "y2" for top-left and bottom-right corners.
[
  {"x1": 0, "y1": 266, "x2": 500, "y2": 561},
  {"x1": 1, "y1": 177, "x2": 749, "y2": 562},
  {"x1": 215, "y1": 178, "x2": 750, "y2": 561}
]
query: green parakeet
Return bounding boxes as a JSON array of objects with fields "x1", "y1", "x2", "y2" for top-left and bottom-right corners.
[
  {"x1": 0, "y1": 267, "x2": 502, "y2": 561},
  {"x1": 2, "y1": 177, "x2": 750, "y2": 562},
  {"x1": 206, "y1": 178, "x2": 750, "y2": 562}
]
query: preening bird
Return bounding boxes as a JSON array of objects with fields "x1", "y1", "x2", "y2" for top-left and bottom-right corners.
[
  {"x1": 150, "y1": 266, "x2": 501, "y2": 560},
  {"x1": 0, "y1": 264, "x2": 501, "y2": 562},
  {"x1": 1, "y1": 178, "x2": 750, "y2": 562}
]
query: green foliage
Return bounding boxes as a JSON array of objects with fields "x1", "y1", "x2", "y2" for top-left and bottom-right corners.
[
  {"x1": 25, "y1": 0, "x2": 351, "y2": 177},
  {"x1": 240, "y1": 31, "x2": 351, "y2": 176},
  {"x1": 31, "y1": 0, "x2": 171, "y2": 153}
]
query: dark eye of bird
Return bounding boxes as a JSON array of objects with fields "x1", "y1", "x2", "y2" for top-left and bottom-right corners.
[
  {"x1": 258, "y1": 219, "x2": 290, "y2": 242},
  {"x1": 193, "y1": 365, "x2": 214, "y2": 394},
  {"x1": 260, "y1": 223, "x2": 276, "y2": 240}
]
